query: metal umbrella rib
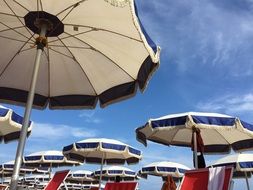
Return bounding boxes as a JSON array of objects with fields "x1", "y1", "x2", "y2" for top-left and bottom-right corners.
[{"x1": 0, "y1": 1, "x2": 160, "y2": 189}]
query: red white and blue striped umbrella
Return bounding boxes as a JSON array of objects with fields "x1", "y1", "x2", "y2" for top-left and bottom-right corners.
[
  {"x1": 210, "y1": 153, "x2": 253, "y2": 190},
  {"x1": 0, "y1": 105, "x2": 32, "y2": 143}
]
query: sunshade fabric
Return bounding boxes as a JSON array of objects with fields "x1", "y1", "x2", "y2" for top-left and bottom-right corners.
[
  {"x1": 0, "y1": 0, "x2": 160, "y2": 109},
  {"x1": 63, "y1": 138, "x2": 142, "y2": 164},
  {"x1": 210, "y1": 153, "x2": 253, "y2": 178},
  {"x1": 139, "y1": 161, "x2": 190, "y2": 178},
  {"x1": 0, "y1": 105, "x2": 32, "y2": 142},
  {"x1": 66, "y1": 170, "x2": 98, "y2": 184},
  {"x1": 23, "y1": 150, "x2": 80, "y2": 167},
  {"x1": 93, "y1": 165, "x2": 137, "y2": 181},
  {"x1": 0, "y1": 160, "x2": 34, "y2": 173},
  {"x1": 136, "y1": 112, "x2": 253, "y2": 153}
]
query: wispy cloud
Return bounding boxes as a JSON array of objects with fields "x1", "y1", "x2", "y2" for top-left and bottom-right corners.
[
  {"x1": 30, "y1": 122, "x2": 99, "y2": 140},
  {"x1": 196, "y1": 93, "x2": 253, "y2": 117},
  {"x1": 78, "y1": 110, "x2": 102, "y2": 124}
]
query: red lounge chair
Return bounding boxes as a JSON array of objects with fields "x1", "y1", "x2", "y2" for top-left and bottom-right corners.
[
  {"x1": 90, "y1": 188, "x2": 99, "y2": 190},
  {"x1": 104, "y1": 182, "x2": 138, "y2": 190},
  {"x1": 44, "y1": 170, "x2": 70, "y2": 190},
  {"x1": 178, "y1": 167, "x2": 233, "y2": 190},
  {"x1": 0, "y1": 184, "x2": 8, "y2": 190}
]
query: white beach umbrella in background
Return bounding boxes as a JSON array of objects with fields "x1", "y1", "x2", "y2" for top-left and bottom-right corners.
[
  {"x1": 63, "y1": 138, "x2": 142, "y2": 190},
  {"x1": 139, "y1": 161, "x2": 190, "y2": 182},
  {"x1": 210, "y1": 153, "x2": 253, "y2": 190},
  {"x1": 0, "y1": 1, "x2": 160, "y2": 189},
  {"x1": 23, "y1": 150, "x2": 81, "y2": 178},
  {"x1": 0, "y1": 105, "x2": 32, "y2": 143},
  {"x1": 66, "y1": 170, "x2": 98, "y2": 185},
  {"x1": 93, "y1": 165, "x2": 138, "y2": 181},
  {"x1": 136, "y1": 112, "x2": 253, "y2": 168}
]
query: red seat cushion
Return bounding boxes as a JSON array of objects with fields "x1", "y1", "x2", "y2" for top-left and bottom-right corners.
[{"x1": 44, "y1": 170, "x2": 70, "y2": 190}]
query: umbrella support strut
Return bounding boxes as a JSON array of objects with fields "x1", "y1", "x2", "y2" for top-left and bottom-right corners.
[
  {"x1": 193, "y1": 131, "x2": 198, "y2": 169},
  {"x1": 10, "y1": 24, "x2": 47, "y2": 190},
  {"x1": 244, "y1": 171, "x2": 250, "y2": 190},
  {"x1": 99, "y1": 154, "x2": 104, "y2": 190}
]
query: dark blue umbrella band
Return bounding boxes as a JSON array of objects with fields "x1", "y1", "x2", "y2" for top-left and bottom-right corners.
[
  {"x1": 240, "y1": 120, "x2": 253, "y2": 131},
  {"x1": 108, "y1": 170, "x2": 123, "y2": 174},
  {"x1": 102, "y1": 143, "x2": 126, "y2": 151},
  {"x1": 157, "y1": 167, "x2": 176, "y2": 173},
  {"x1": 128, "y1": 147, "x2": 141, "y2": 156},
  {"x1": 0, "y1": 107, "x2": 32, "y2": 126},
  {"x1": 25, "y1": 155, "x2": 42, "y2": 161},
  {"x1": 125, "y1": 171, "x2": 136, "y2": 175},
  {"x1": 76, "y1": 142, "x2": 99, "y2": 149},
  {"x1": 239, "y1": 161, "x2": 253, "y2": 169},
  {"x1": 142, "y1": 166, "x2": 156, "y2": 172},
  {"x1": 151, "y1": 115, "x2": 237, "y2": 129}
]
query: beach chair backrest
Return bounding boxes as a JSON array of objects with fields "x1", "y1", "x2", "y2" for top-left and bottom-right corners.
[
  {"x1": 178, "y1": 167, "x2": 233, "y2": 190},
  {"x1": 104, "y1": 182, "x2": 138, "y2": 190},
  {"x1": 0, "y1": 184, "x2": 8, "y2": 190},
  {"x1": 44, "y1": 170, "x2": 70, "y2": 190}
]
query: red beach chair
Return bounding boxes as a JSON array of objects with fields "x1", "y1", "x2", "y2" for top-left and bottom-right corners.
[
  {"x1": 178, "y1": 167, "x2": 233, "y2": 190},
  {"x1": 44, "y1": 170, "x2": 70, "y2": 190},
  {"x1": 104, "y1": 182, "x2": 138, "y2": 190}
]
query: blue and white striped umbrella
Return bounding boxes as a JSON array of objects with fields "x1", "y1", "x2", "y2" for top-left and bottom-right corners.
[
  {"x1": 136, "y1": 112, "x2": 253, "y2": 153},
  {"x1": 24, "y1": 150, "x2": 80, "y2": 168},
  {"x1": 0, "y1": 105, "x2": 32, "y2": 143},
  {"x1": 93, "y1": 166, "x2": 138, "y2": 181},
  {"x1": 210, "y1": 153, "x2": 253, "y2": 190},
  {"x1": 66, "y1": 170, "x2": 98, "y2": 184},
  {"x1": 63, "y1": 138, "x2": 142, "y2": 165},
  {"x1": 139, "y1": 161, "x2": 190, "y2": 179},
  {"x1": 63, "y1": 138, "x2": 142, "y2": 190}
]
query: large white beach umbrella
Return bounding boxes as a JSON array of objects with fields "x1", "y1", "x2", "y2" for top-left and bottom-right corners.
[
  {"x1": 0, "y1": 1, "x2": 160, "y2": 189},
  {"x1": 139, "y1": 161, "x2": 190, "y2": 181},
  {"x1": 93, "y1": 165, "x2": 138, "y2": 181},
  {"x1": 210, "y1": 153, "x2": 253, "y2": 190},
  {"x1": 136, "y1": 112, "x2": 253, "y2": 169},
  {"x1": 23, "y1": 150, "x2": 81, "y2": 178},
  {"x1": 63, "y1": 138, "x2": 142, "y2": 190},
  {"x1": 0, "y1": 105, "x2": 32, "y2": 143}
]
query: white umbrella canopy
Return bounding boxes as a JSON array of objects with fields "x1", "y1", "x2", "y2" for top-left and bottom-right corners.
[
  {"x1": 0, "y1": 105, "x2": 32, "y2": 143},
  {"x1": 63, "y1": 138, "x2": 142, "y2": 190},
  {"x1": 23, "y1": 150, "x2": 81, "y2": 168},
  {"x1": 93, "y1": 165, "x2": 138, "y2": 181},
  {"x1": 210, "y1": 153, "x2": 253, "y2": 190},
  {"x1": 0, "y1": 1, "x2": 159, "y2": 189},
  {"x1": 136, "y1": 112, "x2": 253, "y2": 153},
  {"x1": 0, "y1": 0, "x2": 160, "y2": 109},
  {"x1": 63, "y1": 138, "x2": 142, "y2": 164},
  {"x1": 66, "y1": 170, "x2": 98, "y2": 184},
  {"x1": 139, "y1": 161, "x2": 190, "y2": 180}
]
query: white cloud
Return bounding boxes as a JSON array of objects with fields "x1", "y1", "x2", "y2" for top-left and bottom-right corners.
[
  {"x1": 30, "y1": 122, "x2": 99, "y2": 140},
  {"x1": 196, "y1": 93, "x2": 253, "y2": 116},
  {"x1": 78, "y1": 111, "x2": 102, "y2": 124}
]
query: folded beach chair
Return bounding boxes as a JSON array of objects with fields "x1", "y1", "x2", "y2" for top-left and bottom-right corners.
[
  {"x1": 0, "y1": 184, "x2": 8, "y2": 190},
  {"x1": 103, "y1": 182, "x2": 138, "y2": 190},
  {"x1": 178, "y1": 167, "x2": 233, "y2": 190},
  {"x1": 44, "y1": 170, "x2": 70, "y2": 190}
]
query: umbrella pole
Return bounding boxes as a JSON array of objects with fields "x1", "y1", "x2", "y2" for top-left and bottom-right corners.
[
  {"x1": 244, "y1": 171, "x2": 250, "y2": 190},
  {"x1": 99, "y1": 155, "x2": 104, "y2": 190},
  {"x1": 193, "y1": 131, "x2": 198, "y2": 169},
  {"x1": 10, "y1": 24, "x2": 47, "y2": 190}
]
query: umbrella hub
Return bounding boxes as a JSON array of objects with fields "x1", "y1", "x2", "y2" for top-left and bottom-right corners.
[{"x1": 24, "y1": 11, "x2": 64, "y2": 37}]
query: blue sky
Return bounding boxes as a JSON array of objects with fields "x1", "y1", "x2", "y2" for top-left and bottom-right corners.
[{"x1": 1, "y1": 0, "x2": 253, "y2": 189}]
